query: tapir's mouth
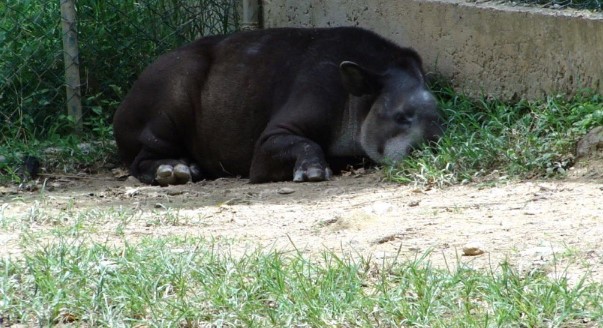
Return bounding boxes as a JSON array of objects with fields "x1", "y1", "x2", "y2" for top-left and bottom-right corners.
[
  {"x1": 383, "y1": 138, "x2": 413, "y2": 162},
  {"x1": 362, "y1": 142, "x2": 410, "y2": 164},
  {"x1": 362, "y1": 127, "x2": 424, "y2": 164}
]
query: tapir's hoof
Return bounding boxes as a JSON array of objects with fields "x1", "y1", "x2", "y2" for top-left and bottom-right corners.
[
  {"x1": 156, "y1": 164, "x2": 192, "y2": 186},
  {"x1": 293, "y1": 166, "x2": 333, "y2": 182}
]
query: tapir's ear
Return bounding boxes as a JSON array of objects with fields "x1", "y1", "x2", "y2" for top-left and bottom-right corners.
[{"x1": 339, "y1": 61, "x2": 383, "y2": 96}]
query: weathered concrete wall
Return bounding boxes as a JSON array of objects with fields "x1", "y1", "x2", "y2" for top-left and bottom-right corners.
[{"x1": 262, "y1": 0, "x2": 603, "y2": 99}]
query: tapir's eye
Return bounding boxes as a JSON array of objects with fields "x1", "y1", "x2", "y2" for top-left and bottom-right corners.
[{"x1": 393, "y1": 112, "x2": 413, "y2": 126}]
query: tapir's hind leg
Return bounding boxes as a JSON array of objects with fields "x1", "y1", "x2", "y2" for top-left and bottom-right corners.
[{"x1": 113, "y1": 49, "x2": 211, "y2": 186}]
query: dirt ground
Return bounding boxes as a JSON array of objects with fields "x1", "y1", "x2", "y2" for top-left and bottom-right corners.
[{"x1": 1, "y1": 160, "x2": 603, "y2": 285}]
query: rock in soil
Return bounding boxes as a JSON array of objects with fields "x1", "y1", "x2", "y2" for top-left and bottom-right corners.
[
  {"x1": 577, "y1": 126, "x2": 603, "y2": 158},
  {"x1": 463, "y1": 241, "x2": 486, "y2": 256}
]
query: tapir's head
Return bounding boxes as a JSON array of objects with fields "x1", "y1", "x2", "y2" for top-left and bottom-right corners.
[{"x1": 339, "y1": 55, "x2": 442, "y2": 164}]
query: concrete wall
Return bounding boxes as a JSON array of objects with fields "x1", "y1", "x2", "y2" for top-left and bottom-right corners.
[{"x1": 262, "y1": 0, "x2": 603, "y2": 99}]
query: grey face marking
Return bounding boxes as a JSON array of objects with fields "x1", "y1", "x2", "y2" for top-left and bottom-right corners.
[{"x1": 359, "y1": 69, "x2": 438, "y2": 164}]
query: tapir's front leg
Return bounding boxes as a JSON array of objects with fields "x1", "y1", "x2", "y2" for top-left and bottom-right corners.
[{"x1": 249, "y1": 133, "x2": 333, "y2": 183}]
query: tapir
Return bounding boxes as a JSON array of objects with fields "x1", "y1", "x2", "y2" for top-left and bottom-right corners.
[{"x1": 113, "y1": 27, "x2": 442, "y2": 185}]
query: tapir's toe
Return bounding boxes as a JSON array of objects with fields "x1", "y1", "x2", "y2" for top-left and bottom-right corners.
[
  {"x1": 173, "y1": 164, "x2": 192, "y2": 184},
  {"x1": 293, "y1": 166, "x2": 332, "y2": 182},
  {"x1": 156, "y1": 164, "x2": 176, "y2": 186}
]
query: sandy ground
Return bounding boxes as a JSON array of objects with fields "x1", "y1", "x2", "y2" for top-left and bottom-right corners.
[{"x1": 2, "y1": 160, "x2": 603, "y2": 286}]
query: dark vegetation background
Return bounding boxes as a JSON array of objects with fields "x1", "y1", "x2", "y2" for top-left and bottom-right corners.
[{"x1": 0, "y1": 0, "x2": 239, "y2": 141}]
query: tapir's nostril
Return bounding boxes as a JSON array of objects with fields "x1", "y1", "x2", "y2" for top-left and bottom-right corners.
[{"x1": 393, "y1": 112, "x2": 413, "y2": 126}]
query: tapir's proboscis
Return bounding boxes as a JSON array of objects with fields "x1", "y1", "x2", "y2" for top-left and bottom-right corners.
[{"x1": 113, "y1": 27, "x2": 442, "y2": 185}]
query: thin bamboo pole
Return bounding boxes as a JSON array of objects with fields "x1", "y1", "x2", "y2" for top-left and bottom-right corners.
[
  {"x1": 60, "y1": 0, "x2": 83, "y2": 134},
  {"x1": 242, "y1": 0, "x2": 260, "y2": 30}
]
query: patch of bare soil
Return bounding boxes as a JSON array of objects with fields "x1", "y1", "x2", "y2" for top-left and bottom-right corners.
[{"x1": 1, "y1": 162, "x2": 603, "y2": 285}]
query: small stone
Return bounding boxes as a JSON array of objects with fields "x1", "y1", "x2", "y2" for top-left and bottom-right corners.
[
  {"x1": 78, "y1": 142, "x2": 94, "y2": 154},
  {"x1": 43, "y1": 147, "x2": 63, "y2": 155},
  {"x1": 277, "y1": 187, "x2": 295, "y2": 194},
  {"x1": 367, "y1": 201, "x2": 393, "y2": 215},
  {"x1": 463, "y1": 241, "x2": 486, "y2": 256},
  {"x1": 374, "y1": 234, "x2": 398, "y2": 244},
  {"x1": 222, "y1": 198, "x2": 250, "y2": 205},
  {"x1": 112, "y1": 168, "x2": 129, "y2": 179},
  {"x1": 18, "y1": 182, "x2": 38, "y2": 192},
  {"x1": 0, "y1": 186, "x2": 14, "y2": 195},
  {"x1": 125, "y1": 187, "x2": 140, "y2": 197},
  {"x1": 98, "y1": 260, "x2": 118, "y2": 271},
  {"x1": 408, "y1": 200, "x2": 420, "y2": 207}
]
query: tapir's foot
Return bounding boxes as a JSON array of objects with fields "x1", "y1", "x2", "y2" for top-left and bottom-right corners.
[
  {"x1": 250, "y1": 136, "x2": 333, "y2": 183},
  {"x1": 293, "y1": 162, "x2": 333, "y2": 182},
  {"x1": 155, "y1": 163, "x2": 202, "y2": 186}
]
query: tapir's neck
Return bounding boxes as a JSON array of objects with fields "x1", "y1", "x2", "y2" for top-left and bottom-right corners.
[{"x1": 328, "y1": 95, "x2": 372, "y2": 157}]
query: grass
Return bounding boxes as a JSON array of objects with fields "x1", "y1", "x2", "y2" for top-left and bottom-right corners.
[
  {"x1": 386, "y1": 87, "x2": 603, "y2": 186},
  {"x1": 0, "y1": 235, "x2": 602, "y2": 327}
]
